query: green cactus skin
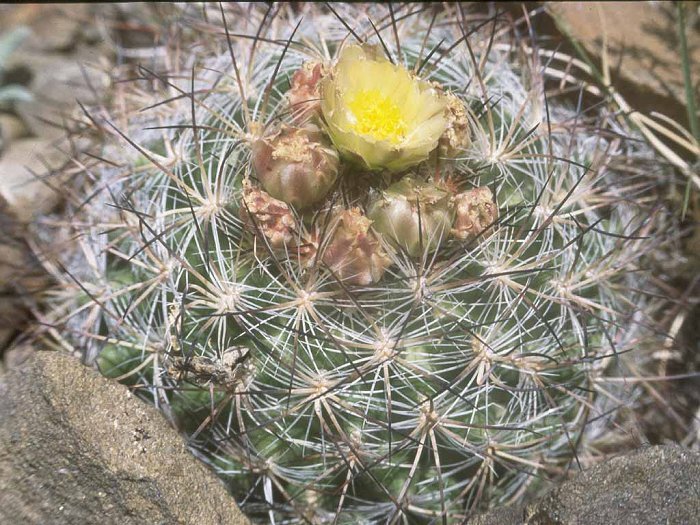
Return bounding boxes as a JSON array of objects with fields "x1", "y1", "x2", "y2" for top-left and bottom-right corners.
[{"x1": 44, "y1": 4, "x2": 673, "y2": 523}]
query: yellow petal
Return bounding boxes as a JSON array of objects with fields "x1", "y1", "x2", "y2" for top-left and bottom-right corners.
[{"x1": 321, "y1": 44, "x2": 449, "y2": 172}]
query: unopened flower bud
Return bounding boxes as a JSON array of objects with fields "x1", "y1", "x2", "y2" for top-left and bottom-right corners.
[
  {"x1": 440, "y1": 92, "x2": 471, "y2": 157},
  {"x1": 288, "y1": 61, "x2": 326, "y2": 122},
  {"x1": 452, "y1": 186, "x2": 497, "y2": 241},
  {"x1": 251, "y1": 124, "x2": 339, "y2": 209},
  {"x1": 368, "y1": 175, "x2": 453, "y2": 257},
  {"x1": 240, "y1": 184, "x2": 296, "y2": 249},
  {"x1": 320, "y1": 208, "x2": 391, "y2": 285}
]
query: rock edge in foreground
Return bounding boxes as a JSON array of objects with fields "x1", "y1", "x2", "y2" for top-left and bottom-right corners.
[
  {"x1": 0, "y1": 350, "x2": 249, "y2": 525},
  {"x1": 470, "y1": 444, "x2": 700, "y2": 525}
]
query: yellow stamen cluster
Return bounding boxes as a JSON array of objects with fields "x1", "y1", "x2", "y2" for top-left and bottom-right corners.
[{"x1": 347, "y1": 89, "x2": 407, "y2": 144}]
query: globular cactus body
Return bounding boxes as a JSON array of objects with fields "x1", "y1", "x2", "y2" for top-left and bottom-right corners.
[{"x1": 46, "y1": 4, "x2": 669, "y2": 523}]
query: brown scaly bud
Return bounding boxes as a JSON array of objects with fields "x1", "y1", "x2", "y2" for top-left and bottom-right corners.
[
  {"x1": 451, "y1": 186, "x2": 498, "y2": 241},
  {"x1": 240, "y1": 184, "x2": 296, "y2": 249},
  {"x1": 440, "y1": 92, "x2": 471, "y2": 157},
  {"x1": 288, "y1": 61, "x2": 327, "y2": 122},
  {"x1": 251, "y1": 124, "x2": 339, "y2": 209},
  {"x1": 320, "y1": 208, "x2": 391, "y2": 286}
]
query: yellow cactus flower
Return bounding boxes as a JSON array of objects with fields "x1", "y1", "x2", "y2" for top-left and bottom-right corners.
[{"x1": 320, "y1": 45, "x2": 448, "y2": 172}]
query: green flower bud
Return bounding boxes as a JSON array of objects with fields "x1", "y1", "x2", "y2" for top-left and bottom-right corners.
[
  {"x1": 251, "y1": 124, "x2": 339, "y2": 209},
  {"x1": 368, "y1": 175, "x2": 453, "y2": 257},
  {"x1": 451, "y1": 186, "x2": 498, "y2": 241}
]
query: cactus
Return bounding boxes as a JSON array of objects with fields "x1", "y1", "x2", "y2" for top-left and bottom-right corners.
[{"x1": 43, "y1": 3, "x2": 672, "y2": 523}]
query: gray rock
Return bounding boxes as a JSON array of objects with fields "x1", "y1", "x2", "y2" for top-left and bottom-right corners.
[
  {"x1": 7, "y1": 53, "x2": 110, "y2": 140},
  {"x1": 547, "y1": 2, "x2": 699, "y2": 125},
  {"x1": 0, "y1": 113, "x2": 29, "y2": 147},
  {"x1": 0, "y1": 350, "x2": 249, "y2": 525},
  {"x1": 27, "y1": 10, "x2": 82, "y2": 53},
  {"x1": 0, "y1": 138, "x2": 67, "y2": 223},
  {"x1": 0, "y1": 8, "x2": 110, "y2": 355},
  {"x1": 468, "y1": 505, "x2": 525, "y2": 525},
  {"x1": 1, "y1": 343, "x2": 33, "y2": 370},
  {"x1": 0, "y1": 5, "x2": 88, "y2": 53},
  {"x1": 470, "y1": 445, "x2": 700, "y2": 525}
]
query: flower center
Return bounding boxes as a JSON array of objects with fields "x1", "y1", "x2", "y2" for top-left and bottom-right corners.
[{"x1": 347, "y1": 89, "x2": 407, "y2": 144}]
